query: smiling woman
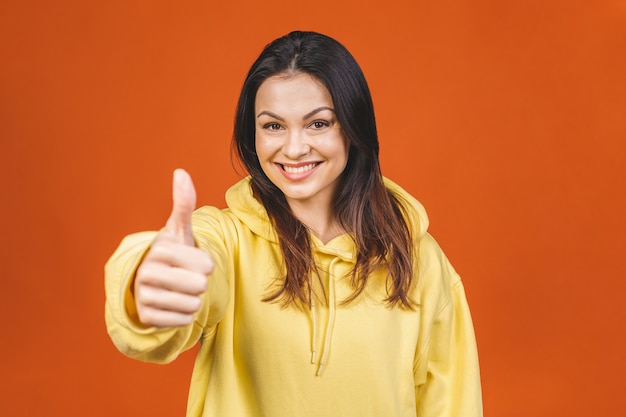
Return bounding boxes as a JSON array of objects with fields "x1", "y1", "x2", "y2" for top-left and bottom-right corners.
[
  {"x1": 255, "y1": 73, "x2": 349, "y2": 242},
  {"x1": 105, "y1": 31, "x2": 483, "y2": 417}
]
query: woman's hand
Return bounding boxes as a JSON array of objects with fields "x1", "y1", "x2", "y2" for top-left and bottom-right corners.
[{"x1": 134, "y1": 169, "x2": 214, "y2": 328}]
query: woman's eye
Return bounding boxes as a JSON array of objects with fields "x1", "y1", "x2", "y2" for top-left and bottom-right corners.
[
  {"x1": 310, "y1": 120, "x2": 330, "y2": 129},
  {"x1": 264, "y1": 122, "x2": 282, "y2": 131}
]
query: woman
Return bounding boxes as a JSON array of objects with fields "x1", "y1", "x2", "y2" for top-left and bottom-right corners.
[{"x1": 105, "y1": 31, "x2": 482, "y2": 416}]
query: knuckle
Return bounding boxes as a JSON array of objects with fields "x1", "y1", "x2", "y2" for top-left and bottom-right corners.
[
  {"x1": 136, "y1": 261, "x2": 164, "y2": 286},
  {"x1": 190, "y1": 273, "x2": 208, "y2": 294},
  {"x1": 200, "y1": 253, "x2": 215, "y2": 274},
  {"x1": 138, "y1": 308, "x2": 156, "y2": 326},
  {"x1": 199, "y1": 275, "x2": 209, "y2": 293},
  {"x1": 135, "y1": 263, "x2": 152, "y2": 283},
  {"x1": 205, "y1": 259, "x2": 215, "y2": 274},
  {"x1": 138, "y1": 285, "x2": 166, "y2": 309},
  {"x1": 148, "y1": 242, "x2": 170, "y2": 259},
  {"x1": 190, "y1": 296, "x2": 202, "y2": 311}
]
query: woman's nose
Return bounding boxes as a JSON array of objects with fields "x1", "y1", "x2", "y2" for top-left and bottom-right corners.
[{"x1": 282, "y1": 129, "x2": 311, "y2": 159}]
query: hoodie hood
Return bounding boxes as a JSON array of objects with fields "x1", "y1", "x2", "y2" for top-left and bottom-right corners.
[
  {"x1": 383, "y1": 176, "x2": 430, "y2": 239},
  {"x1": 225, "y1": 177, "x2": 279, "y2": 243}
]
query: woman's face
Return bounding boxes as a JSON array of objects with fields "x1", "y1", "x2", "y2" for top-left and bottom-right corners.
[{"x1": 255, "y1": 72, "x2": 349, "y2": 213}]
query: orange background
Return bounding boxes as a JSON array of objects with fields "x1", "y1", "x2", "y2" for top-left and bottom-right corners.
[{"x1": 1, "y1": 1, "x2": 625, "y2": 416}]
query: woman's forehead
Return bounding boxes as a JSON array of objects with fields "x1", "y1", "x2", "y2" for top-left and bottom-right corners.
[{"x1": 255, "y1": 73, "x2": 334, "y2": 117}]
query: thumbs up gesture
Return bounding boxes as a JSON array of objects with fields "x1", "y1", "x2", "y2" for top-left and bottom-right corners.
[{"x1": 134, "y1": 169, "x2": 214, "y2": 328}]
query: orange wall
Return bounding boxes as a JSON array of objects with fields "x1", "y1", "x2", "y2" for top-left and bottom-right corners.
[{"x1": 1, "y1": 1, "x2": 625, "y2": 416}]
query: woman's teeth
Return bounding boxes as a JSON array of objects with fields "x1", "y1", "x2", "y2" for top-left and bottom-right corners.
[{"x1": 282, "y1": 163, "x2": 317, "y2": 174}]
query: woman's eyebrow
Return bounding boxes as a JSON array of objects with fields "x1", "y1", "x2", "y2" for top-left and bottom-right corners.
[
  {"x1": 256, "y1": 106, "x2": 335, "y2": 121},
  {"x1": 256, "y1": 110, "x2": 285, "y2": 121},
  {"x1": 302, "y1": 106, "x2": 335, "y2": 120}
]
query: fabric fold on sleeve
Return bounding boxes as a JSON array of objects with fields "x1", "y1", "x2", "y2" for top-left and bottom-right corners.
[
  {"x1": 414, "y1": 278, "x2": 482, "y2": 417},
  {"x1": 412, "y1": 233, "x2": 482, "y2": 417}
]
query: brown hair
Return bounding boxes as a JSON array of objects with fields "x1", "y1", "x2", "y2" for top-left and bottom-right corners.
[{"x1": 233, "y1": 31, "x2": 417, "y2": 308}]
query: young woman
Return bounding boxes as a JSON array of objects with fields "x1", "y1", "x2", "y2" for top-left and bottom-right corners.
[{"x1": 105, "y1": 31, "x2": 482, "y2": 417}]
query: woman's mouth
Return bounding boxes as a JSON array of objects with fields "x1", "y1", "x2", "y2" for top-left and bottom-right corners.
[{"x1": 281, "y1": 162, "x2": 320, "y2": 174}]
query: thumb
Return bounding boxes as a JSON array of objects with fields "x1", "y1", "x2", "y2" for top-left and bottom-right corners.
[{"x1": 165, "y1": 168, "x2": 197, "y2": 245}]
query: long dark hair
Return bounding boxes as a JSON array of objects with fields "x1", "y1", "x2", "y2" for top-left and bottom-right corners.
[{"x1": 233, "y1": 31, "x2": 416, "y2": 308}]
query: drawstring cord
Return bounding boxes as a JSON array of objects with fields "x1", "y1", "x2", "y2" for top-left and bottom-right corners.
[
  {"x1": 310, "y1": 295, "x2": 318, "y2": 364},
  {"x1": 309, "y1": 258, "x2": 339, "y2": 376},
  {"x1": 316, "y1": 275, "x2": 336, "y2": 376}
]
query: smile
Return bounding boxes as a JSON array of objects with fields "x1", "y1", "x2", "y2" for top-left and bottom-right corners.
[{"x1": 281, "y1": 163, "x2": 320, "y2": 174}]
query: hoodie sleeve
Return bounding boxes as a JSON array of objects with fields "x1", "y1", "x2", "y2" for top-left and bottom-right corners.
[
  {"x1": 104, "y1": 208, "x2": 231, "y2": 364},
  {"x1": 414, "y1": 234, "x2": 483, "y2": 417}
]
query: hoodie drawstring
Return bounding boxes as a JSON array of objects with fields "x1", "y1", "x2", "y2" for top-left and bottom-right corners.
[
  {"x1": 310, "y1": 258, "x2": 339, "y2": 376},
  {"x1": 316, "y1": 275, "x2": 336, "y2": 376},
  {"x1": 310, "y1": 296, "x2": 318, "y2": 364}
]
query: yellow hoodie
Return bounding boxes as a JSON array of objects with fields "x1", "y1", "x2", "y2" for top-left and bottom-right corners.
[{"x1": 105, "y1": 177, "x2": 482, "y2": 417}]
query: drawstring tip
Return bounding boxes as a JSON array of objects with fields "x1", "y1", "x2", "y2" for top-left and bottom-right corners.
[
  {"x1": 316, "y1": 362, "x2": 325, "y2": 376},
  {"x1": 311, "y1": 350, "x2": 317, "y2": 364}
]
